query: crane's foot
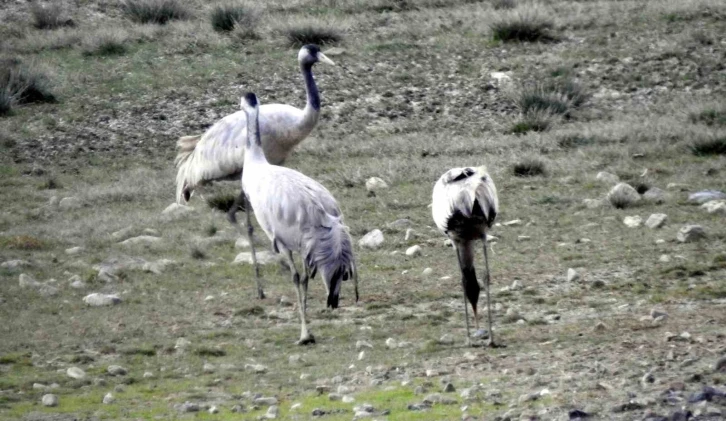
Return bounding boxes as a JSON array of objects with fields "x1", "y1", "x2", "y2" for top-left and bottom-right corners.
[{"x1": 296, "y1": 334, "x2": 316, "y2": 346}]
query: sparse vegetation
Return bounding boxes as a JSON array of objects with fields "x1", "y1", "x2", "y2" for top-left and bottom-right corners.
[
  {"x1": 205, "y1": 223, "x2": 218, "y2": 237},
  {"x1": 285, "y1": 24, "x2": 342, "y2": 47},
  {"x1": 515, "y1": 77, "x2": 587, "y2": 118},
  {"x1": 206, "y1": 193, "x2": 240, "y2": 213},
  {"x1": 492, "y1": 0, "x2": 517, "y2": 10},
  {"x1": 689, "y1": 107, "x2": 726, "y2": 126},
  {"x1": 0, "y1": 235, "x2": 47, "y2": 250},
  {"x1": 490, "y1": 6, "x2": 556, "y2": 42},
  {"x1": 122, "y1": 0, "x2": 191, "y2": 25},
  {"x1": 512, "y1": 157, "x2": 547, "y2": 177},
  {"x1": 30, "y1": 2, "x2": 75, "y2": 30},
  {"x1": 81, "y1": 29, "x2": 129, "y2": 56},
  {"x1": 0, "y1": 58, "x2": 56, "y2": 115},
  {"x1": 190, "y1": 245, "x2": 206, "y2": 259},
  {"x1": 510, "y1": 108, "x2": 556, "y2": 134}
]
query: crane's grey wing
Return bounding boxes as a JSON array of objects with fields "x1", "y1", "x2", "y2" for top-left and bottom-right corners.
[
  {"x1": 432, "y1": 167, "x2": 498, "y2": 232},
  {"x1": 474, "y1": 171, "x2": 498, "y2": 227}
]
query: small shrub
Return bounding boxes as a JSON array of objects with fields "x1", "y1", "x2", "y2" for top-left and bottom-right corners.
[
  {"x1": 190, "y1": 246, "x2": 206, "y2": 260},
  {"x1": 0, "y1": 58, "x2": 56, "y2": 115},
  {"x1": 490, "y1": 6, "x2": 556, "y2": 43},
  {"x1": 235, "y1": 305, "x2": 264, "y2": 316},
  {"x1": 515, "y1": 78, "x2": 587, "y2": 118},
  {"x1": 119, "y1": 346, "x2": 156, "y2": 356},
  {"x1": 689, "y1": 108, "x2": 726, "y2": 126},
  {"x1": 31, "y1": 2, "x2": 75, "y2": 30},
  {"x1": 512, "y1": 157, "x2": 546, "y2": 177},
  {"x1": 193, "y1": 347, "x2": 226, "y2": 357},
  {"x1": 690, "y1": 136, "x2": 726, "y2": 156},
  {"x1": 39, "y1": 177, "x2": 61, "y2": 190},
  {"x1": 205, "y1": 224, "x2": 218, "y2": 237},
  {"x1": 122, "y1": 0, "x2": 191, "y2": 25},
  {"x1": 510, "y1": 108, "x2": 555, "y2": 134},
  {"x1": 211, "y1": 4, "x2": 256, "y2": 33},
  {"x1": 286, "y1": 24, "x2": 342, "y2": 47},
  {"x1": 82, "y1": 29, "x2": 128, "y2": 56},
  {"x1": 206, "y1": 193, "x2": 243, "y2": 213},
  {"x1": 492, "y1": 0, "x2": 517, "y2": 10}
]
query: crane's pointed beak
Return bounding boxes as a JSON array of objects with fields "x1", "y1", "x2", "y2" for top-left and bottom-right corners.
[{"x1": 317, "y1": 52, "x2": 336, "y2": 66}]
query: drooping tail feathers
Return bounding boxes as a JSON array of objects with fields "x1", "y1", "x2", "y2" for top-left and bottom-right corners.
[
  {"x1": 175, "y1": 135, "x2": 201, "y2": 204},
  {"x1": 303, "y1": 221, "x2": 357, "y2": 309}
]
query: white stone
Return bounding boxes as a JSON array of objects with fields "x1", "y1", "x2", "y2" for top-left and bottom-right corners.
[
  {"x1": 110, "y1": 226, "x2": 134, "y2": 241},
  {"x1": 490, "y1": 71, "x2": 512, "y2": 86},
  {"x1": 659, "y1": 254, "x2": 671, "y2": 263},
  {"x1": 119, "y1": 235, "x2": 161, "y2": 246},
  {"x1": 688, "y1": 190, "x2": 726, "y2": 203},
  {"x1": 365, "y1": 177, "x2": 388, "y2": 193},
  {"x1": 2, "y1": 260, "x2": 31, "y2": 270},
  {"x1": 385, "y1": 338, "x2": 397, "y2": 349},
  {"x1": 643, "y1": 187, "x2": 667, "y2": 203},
  {"x1": 48, "y1": 196, "x2": 58, "y2": 206},
  {"x1": 701, "y1": 200, "x2": 726, "y2": 215},
  {"x1": 583, "y1": 198, "x2": 603, "y2": 209},
  {"x1": 405, "y1": 245, "x2": 422, "y2": 257},
  {"x1": 358, "y1": 351, "x2": 365, "y2": 361},
  {"x1": 517, "y1": 235, "x2": 531, "y2": 241},
  {"x1": 567, "y1": 268, "x2": 579, "y2": 282},
  {"x1": 404, "y1": 228, "x2": 416, "y2": 241},
  {"x1": 19, "y1": 273, "x2": 41, "y2": 288},
  {"x1": 235, "y1": 237, "x2": 251, "y2": 249},
  {"x1": 208, "y1": 405, "x2": 219, "y2": 414},
  {"x1": 245, "y1": 364, "x2": 268, "y2": 373},
  {"x1": 103, "y1": 393, "x2": 115, "y2": 404},
  {"x1": 645, "y1": 213, "x2": 667, "y2": 229},
  {"x1": 677, "y1": 225, "x2": 707, "y2": 243},
  {"x1": 607, "y1": 183, "x2": 641, "y2": 208},
  {"x1": 355, "y1": 340, "x2": 373, "y2": 350},
  {"x1": 359, "y1": 230, "x2": 384, "y2": 249},
  {"x1": 42, "y1": 394, "x2": 58, "y2": 407},
  {"x1": 502, "y1": 219, "x2": 522, "y2": 226},
  {"x1": 596, "y1": 171, "x2": 619, "y2": 185},
  {"x1": 66, "y1": 367, "x2": 86, "y2": 379},
  {"x1": 422, "y1": 267, "x2": 433, "y2": 276},
  {"x1": 59, "y1": 196, "x2": 82, "y2": 209},
  {"x1": 265, "y1": 405, "x2": 279, "y2": 419},
  {"x1": 83, "y1": 293, "x2": 122, "y2": 306},
  {"x1": 342, "y1": 395, "x2": 355, "y2": 403},
  {"x1": 623, "y1": 215, "x2": 642, "y2": 228},
  {"x1": 65, "y1": 246, "x2": 84, "y2": 255},
  {"x1": 232, "y1": 251, "x2": 279, "y2": 265},
  {"x1": 107, "y1": 365, "x2": 127, "y2": 376},
  {"x1": 162, "y1": 203, "x2": 194, "y2": 216}
]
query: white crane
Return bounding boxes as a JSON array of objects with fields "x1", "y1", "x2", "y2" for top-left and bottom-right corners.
[
  {"x1": 239, "y1": 92, "x2": 358, "y2": 345},
  {"x1": 432, "y1": 166, "x2": 500, "y2": 347},
  {"x1": 175, "y1": 44, "x2": 335, "y2": 224}
]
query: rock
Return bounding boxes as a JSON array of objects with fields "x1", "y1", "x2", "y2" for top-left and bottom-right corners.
[
  {"x1": 356, "y1": 340, "x2": 373, "y2": 350},
  {"x1": 443, "y1": 383, "x2": 456, "y2": 393},
  {"x1": 567, "y1": 268, "x2": 579, "y2": 282},
  {"x1": 245, "y1": 364, "x2": 268, "y2": 373},
  {"x1": 358, "y1": 351, "x2": 365, "y2": 360},
  {"x1": 701, "y1": 200, "x2": 726, "y2": 214},
  {"x1": 365, "y1": 177, "x2": 388, "y2": 194},
  {"x1": 235, "y1": 237, "x2": 251, "y2": 249},
  {"x1": 175, "y1": 337, "x2": 191, "y2": 349},
  {"x1": 688, "y1": 190, "x2": 726, "y2": 204},
  {"x1": 83, "y1": 293, "x2": 121, "y2": 306},
  {"x1": 203, "y1": 363, "x2": 215, "y2": 373},
  {"x1": 688, "y1": 386, "x2": 726, "y2": 403},
  {"x1": 667, "y1": 183, "x2": 689, "y2": 191},
  {"x1": 593, "y1": 321, "x2": 607, "y2": 332},
  {"x1": 715, "y1": 356, "x2": 726, "y2": 373},
  {"x1": 623, "y1": 215, "x2": 642, "y2": 228},
  {"x1": 342, "y1": 395, "x2": 355, "y2": 403},
  {"x1": 119, "y1": 235, "x2": 161, "y2": 246},
  {"x1": 407, "y1": 402, "x2": 431, "y2": 411},
  {"x1": 265, "y1": 405, "x2": 279, "y2": 419},
  {"x1": 42, "y1": 394, "x2": 58, "y2": 407},
  {"x1": 388, "y1": 219, "x2": 413, "y2": 229},
  {"x1": 414, "y1": 385, "x2": 425, "y2": 395},
  {"x1": 328, "y1": 393, "x2": 342, "y2": 401},
  {"x1": 643, "y1": 187, "x2": 667, "y2": 203},
  {"x1": 596, "y1": 171, "x2": 620, "y2": 185},
  {"x1": 107, "y1": 365, "x2": 127, "y2": 376},
  {"x1": 422, "y1": 267, "x2": 433, "y2": 276},
  {"x1": 162, "y1": 203, "x2": 194, "y2": 216},
  {"x1": 385, "y1": 338, "x2": 397, "y2": 349},
  {"x1": 569, "y1": 409, "x2": 589, "y2": 419},
  {"x1": 502, "y1": 219, "x2": 522, "y2": 226},
  {"x1": 110, "y1": 226, "x2": 134, "y2": 241},
  {"x1": 423, "y1": 393, "x2": 457, "y2": 405},
  {"x1": 254, "y1": 397, "x2": 278, "y2": 406},
  {"x1": 208, "y1": 405, "x2": 219, "y2": 414},
  {"x1": 404, "y1": 228, "x2": 416, "y2": 241},
  {"x1": 69, "y1": 275, "x2": 86, "y2": 289},
  {"x1": 676, "y1": 225, "x2": 707, "y2": 243},
  {"x1": 444, "y1": 239, "x2": 453, "y2": 247},
  {"x1": 103, "y1": 392, "x2": 115, "y2": 404},
  {"x1": 641, "y1": 370, "x2": 655, "y2": 386},
  {"x1": 359, "y1": 230, "x2": 384, "y2": 249},
  {"x1": 65, "y1": 246, "x2": 84, "y2": 255},
  {"x1": 33, "y1": 383, "x2": 47, "y2": 390},
  {"x1": 405, "y1": 245, "x2": 422, "y2": 257},
  {"x1": 38, "y1": 284, "x2": 59, "y2": 296},
  {"x1": 323, "y1": 47, "x2": 346, "y2": 56},
  {"x1": 607, "y1": 183, "x2": 641, "y2": 208},
  {"x1": 232, "y1": 251, "x2": 279, "y2": 265},
  {"x1": 650, "y1": 308, "x2": 668, "y2": 320},
  {"x1": 59, "y1": 196, "x2": 82, "y2": 209},
  {"x1": 490, "y1": 71, "x2": 512, "y2": 86},
  {"x1": 19, "y1": 273, "x2": 41, "y2": 288},
  {"x1": 1, "y1": 259, "x2": 31, "y2": 270},
  {"x1": 48, "y1": 196, "x2": 58, "y2": 206},
  {"x1": 644, "y1": 213, "x2": 667, "y2": 229},
  {"x1": 143, "y1": 371, "x2": 154, "y2": 378},
  {"x1": 517, "y1": 235, "x2": 531, "y2": 241},
  {"x1": 180, "y1": 401, "x2": 199, "y2": 412},
  {"x1": 66, "y1": 366, "x2": 86, "y2": 379},
  {"x1": 612, "y1": 400, "x2": 645, "y2": 412}
]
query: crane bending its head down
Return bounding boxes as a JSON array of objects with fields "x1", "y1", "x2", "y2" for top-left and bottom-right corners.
[
  {"x1": 240, "y1": 92, "x2": 358, "y2": 345},
  {"x1": 432, "y1": 166, "x2": 501, "y2": 347},
  {"x1": 174, "y1": 45, "x2": 335, "y2": 220}
]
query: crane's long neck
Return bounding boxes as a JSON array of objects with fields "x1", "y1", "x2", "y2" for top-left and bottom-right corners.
[
  {"x1": 300, "y1": 62, "x2": 321, "y2": 127},
  {"x1": 244, "y1": 108, "x2": 268, "y2": 165}
]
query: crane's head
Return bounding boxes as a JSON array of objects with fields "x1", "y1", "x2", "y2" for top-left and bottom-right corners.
[
  {"x1": 298, "y1": 44, "x2": 335, "y2": 67},
  {"x1": 240, "y1": 92, "x2": 258, "y2": 111}
]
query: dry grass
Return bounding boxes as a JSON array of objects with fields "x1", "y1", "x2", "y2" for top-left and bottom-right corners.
[
  {"x1": 210, "y1": 3, "x2": 258, "y2": 33},
  {"x1": 30, "y1": 2, "x2": 75, "y2": 30},
  {"x1": 284, "y1": 23, "x2": 343, "y2": 47},
  {"x1": 690, "y1": 135, "x2": 726, "y2": 156},
  {"x1": 81, "y1": 28, "x2": 130, "y2": 56},
  {"x1": 490, "y1": 4, "x2": 556, "y2": 42},
  {"x1": 122, "y1": 0, "x2": 192, "y2": 25},
  {"x1": 0, "y1": 58, "x2": 55, "y2": 115},
  {"x1": 511, "y1": 157, "x2": 547, "y2": 177}
]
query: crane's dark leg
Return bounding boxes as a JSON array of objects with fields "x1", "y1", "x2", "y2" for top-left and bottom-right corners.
[
  {"x1": 243, "y1": 193, "x2": 265, "y2": 299},
  {"x1": 302, "y1": 265, "x2": 310, "y2": 315},
  {"x1": 455, "y1": 244, "x2": 472, "y2": 346},
  {"x1": 227, "y1": 190, "x2": 245, "y2": 225},
  {"x1": 283, "y1": 251, "x2": 315, "y2": 345},
  {"x1": 482, "y1": 235, "x2": 501, "y2": 348}
]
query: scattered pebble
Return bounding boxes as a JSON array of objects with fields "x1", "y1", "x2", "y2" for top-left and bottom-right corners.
[
  {"x1": 676, "y1": 225, "x2": 707, "y2": 243},
  {"x1": 83, "y1": 293, "x2": 121, "y2": 307},
  {"x1": 645, "y1": 213, "x2": 667, "y2": 229},
  {"x1": 359, "y1": 230, "x2": 384, "y2": 249},
  {"x1": 405, "y1": 245, "x2": 422, "y2": 257},
  {"x1": 103, "y1": 393, "x2": 115, "y2": 404},
  {"x1": 623, "y1": 215, "x2": 642, "y2": 228},
  {"x1": 365, "y1": 177, "x2": 388, "y2": 195},
  {"x1": 42, "y1": 394, "x2": 58, "y2": 407},
  {"x1": 607, "y1": 183, "x2": 641, "y2": 208},
  {"x1": 107, "y1": 365, "x2": 127, "y2": 376},
  {"x1": 567, "y1": 268, "x2": 579, "y2": 282},
  {"x1": 66, "y1": 367, "x2": 86, "y2": 379}
]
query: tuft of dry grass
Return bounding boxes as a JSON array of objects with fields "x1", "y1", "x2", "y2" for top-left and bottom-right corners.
[
  {"x1": 0, "y1": 58, "x2": 56, "y2": 115},
  {"x1": 515, "y1": 77, "x2": 587, "y2": 118},
  {"x1": 490, "y1": 5, "x2": 556, "y2": 42},
  {"x1": 122, "y1": 0, "x2": 191, "y2": 25},
  {"x1": 206, "y1": 193, "x2": 241, "y2": 213},
  {"x1": 510, "y1": 108, "x2": 556, "y2": 134},
  {"x1": 81, "y1": 28, "x2": 129, "y2": 56},
  {"x1": 285, "y1": 24, "x2": 342, "y2": 47},
  {"x1": 512, "y1": 157, "x2": 547, "y2": 177},
  {"x1": 210, "y1": 3, "x2": 257, "y2": 33},
  {"x1": 690, "y1": 136, "x2": 726, "y2": 156},
  {"x1": 30, "y1": 2, "x2": 75, "y2": 30},
  {"x1": 492, "y1": 0, "x2": 517, "y2": 10},
  {"x1": 689, "y1": 107, "x2": 726, "y2": 127}
]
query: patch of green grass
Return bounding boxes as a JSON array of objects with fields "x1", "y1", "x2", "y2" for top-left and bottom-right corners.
[
  {"x1": 0, "y1": 235, "x2": 47, "y2": 250},
  {"x1": 205, "y1": 223, "x2": 218, "y2": 237},
  {"x1": 0, "y1": 353, "x2": 32, "y2": 366},
  {"x1": 235, "y1": 305, "x2": 265, "y2": 316},
  {"x1": 121, "y1": 0, "x2": 191, "y2": 25},
  {"x1": 285, "y1": 24, "x2": 342, "y2": 47},
  {"x1": 119, "y1": 345, "x2": 156, "y2": 357},
  {"x1": 690, "y1": 136, "x2": 726, "y2": 156}
]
